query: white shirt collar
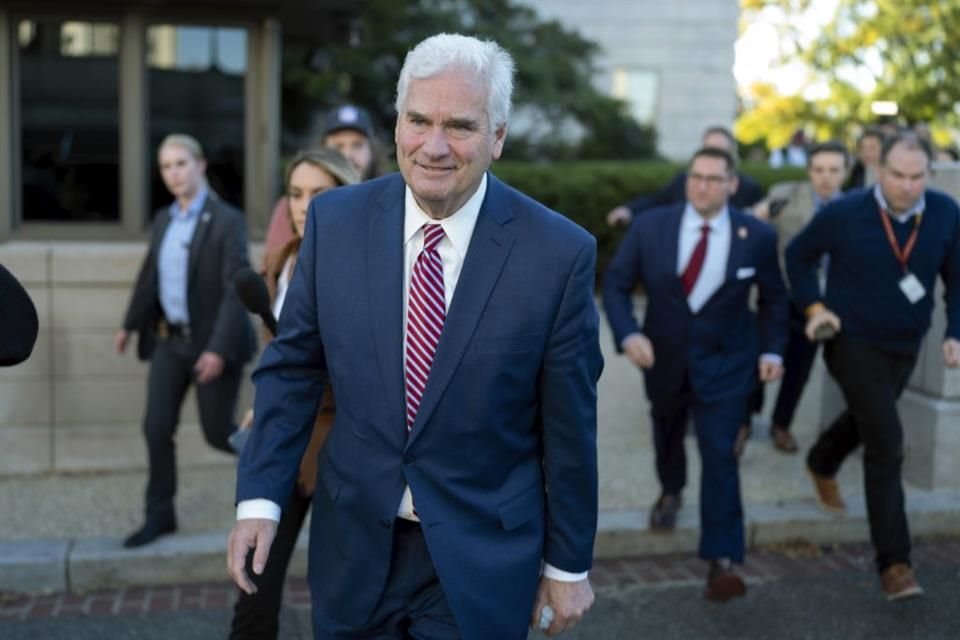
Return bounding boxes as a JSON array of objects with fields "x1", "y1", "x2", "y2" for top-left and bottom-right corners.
[
  {"x1": 873, "y1": 184, "x2": 925, "y2": 221},
  {"x1": 403, "y1": 173, "x2": 487, "y2": 257},
  {"x1": 681, "y1": 202, "x2": 729, "y2": 234}
]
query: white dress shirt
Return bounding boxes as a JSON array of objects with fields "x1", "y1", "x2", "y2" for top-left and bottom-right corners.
[
  {"x1": 238, "y1": 173, "x2": 583, "y2": 582},
  {"x1": 677, "y1": 203, "x2": 730, "y2": 314}
]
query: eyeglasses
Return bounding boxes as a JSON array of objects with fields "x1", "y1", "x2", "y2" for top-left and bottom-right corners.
[{"x1": 687, "y1": 172, "x2": 729, "y2": 186}]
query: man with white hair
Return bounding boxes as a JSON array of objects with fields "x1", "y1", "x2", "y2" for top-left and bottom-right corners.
[{"x1": 228, "y1": 33, "x2": 602, "y2": 639}]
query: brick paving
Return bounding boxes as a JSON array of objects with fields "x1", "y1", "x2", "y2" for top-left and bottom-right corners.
[{"x1": 2, "y1": 537, "x2": 957, "y2": 621}]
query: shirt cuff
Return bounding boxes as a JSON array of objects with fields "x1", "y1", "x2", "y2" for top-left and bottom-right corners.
[
  {"x1": 542, "y1": 563, "x2": 588, "y2": 582},
  {"x1": 236, "y1": 499, "x2": 281, "y2": 521},
  {"x1": 760, "y1": 353, "x2": 783, "y2": 366}
]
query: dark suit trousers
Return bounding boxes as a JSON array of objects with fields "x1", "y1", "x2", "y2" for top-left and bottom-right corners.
[
  {"x1": 230, "y1": 488, "x2": 311, "y2": 640},
  {"x1": 142, "y1": 336, "x2": 241, "y2": 521},
  {"x1": 807, "y1": 338, "x2": 917, "y2": 572},
  {"x1": 771, "y1": 319, "x2": 821, "y2": 430},
  {"x1": 312, "y1": 520, "x2": 460, "y2": 640},
  {"x1": 651, "y1": 385, "x2": 746, "y2": 562}
]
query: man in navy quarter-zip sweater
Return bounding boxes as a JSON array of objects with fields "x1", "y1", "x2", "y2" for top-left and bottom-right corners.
[{"x1": 786, "y1": 131, "x2": 960, "y2": 602}]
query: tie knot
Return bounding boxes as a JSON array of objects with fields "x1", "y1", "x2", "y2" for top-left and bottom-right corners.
[
  {"x1": 700, "y1": 223, "x2": 711, "y2": 235},
  {"x1": 422, "y1": 223, "x2": 445, "y2": 251}
]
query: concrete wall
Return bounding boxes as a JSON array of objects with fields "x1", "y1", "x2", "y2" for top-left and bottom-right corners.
[
  {"x1": 516, "y1": 0, "x2": 740, "y2": 160},
  {"x1": 0, "y1": 242, "x2": 260, "y2": 475}
]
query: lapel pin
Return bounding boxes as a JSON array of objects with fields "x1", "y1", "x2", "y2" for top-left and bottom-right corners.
[
  {"x1": 737, "y1": 226, "x2": 748, "y2": 239},
  {"x1": 201, "y1": 211, "x2": 211, "y2": 223}
]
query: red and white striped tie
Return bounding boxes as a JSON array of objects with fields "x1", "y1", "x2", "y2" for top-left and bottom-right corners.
[{"x1": 405, "y1": 223, "x2": 446, "y2": 432}]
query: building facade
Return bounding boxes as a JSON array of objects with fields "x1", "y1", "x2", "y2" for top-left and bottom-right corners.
[{"x1": 516, "y1": 0, "x2": 741, "y2": 160}]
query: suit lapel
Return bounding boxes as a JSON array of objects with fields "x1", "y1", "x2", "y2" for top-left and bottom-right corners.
[
  {"x1": 724, "y1": 210, "x2": 748, "y2": 284},
  {"x1": 187, "y1": 195, "x2": 214, "y2": 286},
  {"x1": 369, "y1": 177, "x2": 408, "y2": 431},
  {"x1": 665, "y1": 205, "x2": 686, "y2": 301},
  {"x1": 407, "y1": 175, "x2": 515, "y2": 446}
]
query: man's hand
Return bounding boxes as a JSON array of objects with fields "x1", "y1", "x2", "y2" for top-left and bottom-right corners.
[
  {"x1": 752, "y1": 200, "x2": 771, "y2": 221},
  {"x1": 227, "y1": 518, "x2": 277, "y2": 595},
  {"x1": 943, "y1": 338, "x2": 960, "y2": 368},
  {"x1": 194, "y1": 351, "x2": 225, "y2": 384},
  {"x1": 622, "y1": 333, "x2": 655, "y2": 369},
  {"x1": 804, "y1": 308, "x2": 841, "y2": 342},
  {"x1": 605, "y1": 206, "x2": 633, "y2": 228},
  {"x1": 114, "y1": 329, "x2": 129, "y2": 355},
  {"x1": 530, "y1": 577, "x2": 594, "y2": 636},
  {"x1": 758, "y1": 357, "x2": 784, "y2": 382}
]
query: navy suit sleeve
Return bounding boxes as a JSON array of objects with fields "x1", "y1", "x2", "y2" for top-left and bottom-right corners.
[
  {"x1": 754, "y1": 226, "x2": 789, "y2": 356},
  {"x1": 236, "y1": 204, "x2": 327, "y2": 507},
  {"x1": 785, "y1": 205, "x2": 837, "y2": 313},
  {"x1": 601, "y1": 219, "x2": 647, "y2": 350},
  {"x1": 540, "y1": 237, "x2": 603, "y2": 574},
  {"x1": 941, "y1": 208, "x2": 960, "y2": 341}
]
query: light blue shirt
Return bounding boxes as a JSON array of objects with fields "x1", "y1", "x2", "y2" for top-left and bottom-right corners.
[{"x1": 158, "y1": 187, "x2": 208, "y2": 325}]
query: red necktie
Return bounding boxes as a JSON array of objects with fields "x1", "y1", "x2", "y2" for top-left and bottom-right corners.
[
  {"x1": 405, "y1": 224, "x2": 446, "y2": 433},
  {"x1": 681, "y1": 223, "x2": 710, "y2": 296}
]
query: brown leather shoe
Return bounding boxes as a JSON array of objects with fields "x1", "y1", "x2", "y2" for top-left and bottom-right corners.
[
  {"x1": 733, "y1": 424, "x2": 751, "y2": 458},
  {"x1": 704, "y1": 560, "x2": 747, "y2": 602},
  {"x1": 806, "y1": 466, "x2": 846, "y2": 515},
  {"x1": 770, "y1": 425, "x2": 798, "y2": 453},
  {"x1": 880, "y1": 563, "x2": 924, "y2": 601},
  {"x1": 649, "y1": 494, "x2": 682, "y2": 531}
]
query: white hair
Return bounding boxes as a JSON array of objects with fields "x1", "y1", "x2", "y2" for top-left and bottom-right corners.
[{"x1": 394, "y1": 33, "x2": 515, "y2": 129}]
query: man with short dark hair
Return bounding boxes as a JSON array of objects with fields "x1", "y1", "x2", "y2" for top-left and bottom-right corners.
[
  {"x1": 605, "y1": 126, "x2": 765, "y2": 227},
  {"x1": 604, "y1": 146, "x2": 788, "y2": 601},
  {"x1": 788, "y1": 132, "x2": 960, "y2": 600},
  {"x1": 755, "y1": 141, "x2": 851, "y2": 452}
]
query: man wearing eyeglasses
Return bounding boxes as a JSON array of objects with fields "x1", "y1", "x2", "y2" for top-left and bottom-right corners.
[{"x1": 603, "y1": 146, "x2": 788, "y2": 602}]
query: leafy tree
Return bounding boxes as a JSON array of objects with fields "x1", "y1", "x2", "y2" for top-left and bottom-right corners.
[
  {"x1": 736, "y1": 0, "x2": 960, "y2": 148},
  {"x1": 281, "y1": 0, "x2": 656, "y2": 160}
]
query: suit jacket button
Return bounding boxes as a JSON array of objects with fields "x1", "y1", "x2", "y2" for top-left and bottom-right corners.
[
  {"x1": 380, "y1": 518, "x2": 392, "y2": 529},
  {"x1": 403, "y1": 454, "x2": 415, "y2": 465}
]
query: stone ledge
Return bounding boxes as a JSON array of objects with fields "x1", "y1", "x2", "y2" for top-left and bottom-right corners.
[{"x1": 0, "y1": 539, "x2": 68, "y2": 594}]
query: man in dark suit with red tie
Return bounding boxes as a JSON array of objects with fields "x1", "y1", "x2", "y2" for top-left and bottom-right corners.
[{"x1": 603, "y1": 147, "x2": 789, "y2": 600}]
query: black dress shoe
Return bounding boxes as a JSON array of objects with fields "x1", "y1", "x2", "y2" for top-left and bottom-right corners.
[
  {"x1": 649, "y1": 494, "x2": 682, "y2": 531},
  {"x1": 123, "y1": 519, "x2": 177, "y2": 548},
  {"x1": 705, "y1": 559, "x2": 747, "y2": 602}
]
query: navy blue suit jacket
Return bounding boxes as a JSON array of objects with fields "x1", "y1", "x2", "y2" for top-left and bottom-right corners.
[
  {"x1": 236, "y1": 173, "x2": 603, "y2": 639},
  {"x1": 602, "y1": 204, "x2": 788, "y2": 404}
]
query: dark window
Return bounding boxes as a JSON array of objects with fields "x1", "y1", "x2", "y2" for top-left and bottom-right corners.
[
  {"x1": 19, "y1": 19, "x2": 120, "y2": 222},
  {"x1": 147, "y1": 25, "x2": 247, "y2": 217}
]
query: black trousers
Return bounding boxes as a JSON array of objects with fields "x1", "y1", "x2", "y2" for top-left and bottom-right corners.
[
  {"x1": 230, "y1": 488, "x2": 312, "y2": 640},
  {"x1": 142, "y1": 336, "x2": 241, "y2": 522},
  {"x1": 771, "y1": 321, "x2": 821, "y2": 430},
  {"x1": 807, "y1": 338, "x2": 917, "y2": 572}
]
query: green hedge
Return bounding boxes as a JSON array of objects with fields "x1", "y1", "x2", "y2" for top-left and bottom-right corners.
[{"x1": 491, "y1": 160, "x2": 806, "y2": 282}]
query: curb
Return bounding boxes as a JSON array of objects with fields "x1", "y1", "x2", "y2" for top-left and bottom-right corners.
[{"x1": 3, "y1": 495, "x2": 960, "y2": 595}]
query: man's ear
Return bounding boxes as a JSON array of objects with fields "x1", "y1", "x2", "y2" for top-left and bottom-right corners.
[{"x1": 491, "y1": 124, "x2": 508, "y2": 160}]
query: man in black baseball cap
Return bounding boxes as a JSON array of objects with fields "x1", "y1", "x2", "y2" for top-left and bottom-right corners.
[{"x1": 321, "y1": 105, "x2": 377, "y2": 179}]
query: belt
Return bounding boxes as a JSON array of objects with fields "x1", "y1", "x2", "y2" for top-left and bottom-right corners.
[{"x1": 157, "y1": 320, "x2": 191, "y2": 340}]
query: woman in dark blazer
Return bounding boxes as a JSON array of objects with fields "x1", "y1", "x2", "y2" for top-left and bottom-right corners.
[{"x1": 115, "y1": 134, "x2": 256, "y2": 548}]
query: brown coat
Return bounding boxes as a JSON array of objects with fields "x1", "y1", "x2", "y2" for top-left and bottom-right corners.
[{"x1": 263, "y1": 238, "x2": 334, "y2": 496}]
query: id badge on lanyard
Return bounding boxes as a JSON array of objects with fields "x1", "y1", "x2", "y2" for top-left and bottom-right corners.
[{"x1": 879, "y1": 208, "x2": 924, "y2": 304}]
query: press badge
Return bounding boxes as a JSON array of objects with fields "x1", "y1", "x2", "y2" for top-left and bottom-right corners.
[{"x1": 899, "y1": 272, "x2": 926, "y2": 303}]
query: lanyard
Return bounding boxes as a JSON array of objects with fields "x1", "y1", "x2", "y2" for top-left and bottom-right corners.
[{"x1": 878, "y1": 208, "x2": 921, "y2": 273}]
